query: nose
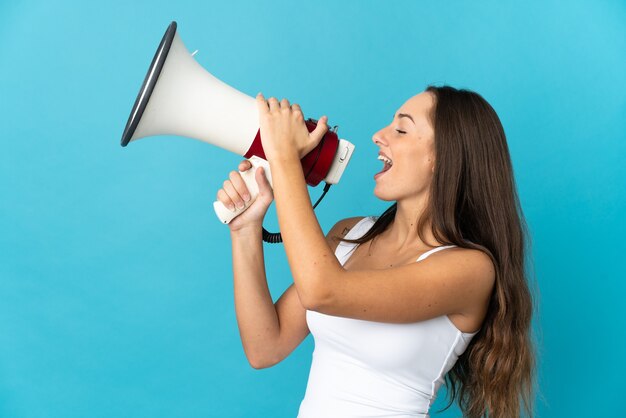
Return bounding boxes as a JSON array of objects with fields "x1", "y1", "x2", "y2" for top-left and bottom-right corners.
[{"x1": 372, "y1": 128, "x2": 388, "y2": 147}]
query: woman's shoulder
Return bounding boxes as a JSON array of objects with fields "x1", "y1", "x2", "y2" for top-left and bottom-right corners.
[
  {"x1": 327, "y1": 216, "x2": 371, "y2": 237},
  {"x1": 324, "y1": 216, "x2": 371, "y2": 249}
]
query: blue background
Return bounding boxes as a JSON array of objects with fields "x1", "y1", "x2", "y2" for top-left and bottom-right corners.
[{"x1": 1, "y1": 0, "x2": 625, "y2": 417}]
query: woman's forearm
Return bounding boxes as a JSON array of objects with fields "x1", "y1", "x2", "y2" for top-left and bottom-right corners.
[
  {"x1": 230, "y1": 225, "x2": 280, "y2": 368},
  {"x1": 270, "y1": 157, "x2": 341, "y2": 308}
]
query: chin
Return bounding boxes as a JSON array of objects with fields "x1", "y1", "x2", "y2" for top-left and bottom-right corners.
[{"x1": 373, "y1": 185, "x2": 398, "y2": 202}]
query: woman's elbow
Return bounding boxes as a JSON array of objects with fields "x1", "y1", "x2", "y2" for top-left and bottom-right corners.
[
  {"x1": 296, "y1": 268, "x2": 340, "y2": 311},
  {"x1": 246, "y1": 352, "x2": 281, "y2": 370},
  {"x1": 299, "y1": 285, "x2": 332, "y2": 312},
  {"x1": 248, "y1": 358, "x2": 272, "y2": 370}
]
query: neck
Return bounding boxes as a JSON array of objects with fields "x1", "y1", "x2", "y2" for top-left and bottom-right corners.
[{"x1": 384, "y1": 196, "x2": 443, "y2": 250}]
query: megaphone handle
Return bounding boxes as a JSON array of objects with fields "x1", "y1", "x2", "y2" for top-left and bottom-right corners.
[{"x1": 213, "y1": 156, "x2": 273, "y2": 224}]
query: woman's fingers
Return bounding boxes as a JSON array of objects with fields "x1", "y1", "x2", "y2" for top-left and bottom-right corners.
[
  {"x1": 256, "y1": 92, "x2": 297, "y2": 114},
  {"x1": 216, "y1": 188, "x2": 235, "y2": 211},
  {"x1": 291, "y1": 103, "x2": 302, "y2": 114},
  {"x1": 256, "y1": 92, "x2": 329, "y2": 159},
  {"x1": 256, "y1": 93, "x2": 269, "y2": 114},
  {"x1": 268, "y1": 96, "x2": 280, "y2": 111},
  {"x1": 238, "y1": 159, "x2": 252, "y2": 172},
  {"x1": 218, "y1": 174, "x2": 245, "y2": 211},
  {"x1": 229, "y1": 170, "x2": 251, "y2": 205}
]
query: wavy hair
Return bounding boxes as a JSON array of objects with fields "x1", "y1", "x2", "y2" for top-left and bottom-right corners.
[{"x1": 342, "y1": 85, "x2": 538, "y2": 417}]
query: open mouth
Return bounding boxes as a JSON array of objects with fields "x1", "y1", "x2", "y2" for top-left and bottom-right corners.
[{"x1": 378, "y1": 154, "x2": 393, "y2": 172}]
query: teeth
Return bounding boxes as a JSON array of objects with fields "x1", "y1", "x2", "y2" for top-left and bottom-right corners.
[{"x1": 377, "y1": 155, "x2": 393, "y2": 166}]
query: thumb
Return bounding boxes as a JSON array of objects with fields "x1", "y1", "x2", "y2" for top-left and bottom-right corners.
[
  {"x1": 255, "y1": 167, "x2": 274, "y2": 198},
  {"x1": 307, "y1": 116, "x2": 329, "y2": 153}
]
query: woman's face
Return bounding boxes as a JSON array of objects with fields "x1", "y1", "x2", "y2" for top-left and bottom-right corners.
[{"x1": 372, "y1": 91, "x2": 436, "y2": 202}]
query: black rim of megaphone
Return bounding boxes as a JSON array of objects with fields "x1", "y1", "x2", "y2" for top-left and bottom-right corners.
[{"x1": 121, "y1": 21, "x2": 178, "y2": 147}]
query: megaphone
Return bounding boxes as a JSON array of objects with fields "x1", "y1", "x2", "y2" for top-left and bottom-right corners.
[{"x1": 121, "y1": 21, "x2": 355, "y2": 228}]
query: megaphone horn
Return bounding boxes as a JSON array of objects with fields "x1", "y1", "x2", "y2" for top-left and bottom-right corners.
[{"x1": 121, "y1": 21, "x2": 355, "y2": 229}]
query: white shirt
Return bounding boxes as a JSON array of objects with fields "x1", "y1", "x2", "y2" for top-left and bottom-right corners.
[{"x1": 297, "y1": 217, "x2": 478, "y2": 418}]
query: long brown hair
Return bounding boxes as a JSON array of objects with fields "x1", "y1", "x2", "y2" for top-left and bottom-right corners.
[{"x1": 342, "y1": 85, "x2": 538, "y2": 417}]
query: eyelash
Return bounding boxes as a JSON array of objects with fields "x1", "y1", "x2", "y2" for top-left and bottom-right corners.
[{"x1": 396, "y1": 129, "x2": 407, "y2": 134}]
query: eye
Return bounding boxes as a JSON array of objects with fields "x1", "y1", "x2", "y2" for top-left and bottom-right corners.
[{"x1": 395, "y1": 129, "x2": 407, "y2": 134}]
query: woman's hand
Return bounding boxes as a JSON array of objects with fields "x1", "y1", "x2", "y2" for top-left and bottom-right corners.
[
  {"x1": 256, "y1": 93, "x2": 328, "y2": 161},
  {"x1": 216, "y1": 160, "x2": 274, "y2": 232}
]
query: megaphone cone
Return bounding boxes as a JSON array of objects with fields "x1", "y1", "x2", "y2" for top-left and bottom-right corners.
[{"x1": 121, "y1": 22, "x2": 355, "y2": 227}]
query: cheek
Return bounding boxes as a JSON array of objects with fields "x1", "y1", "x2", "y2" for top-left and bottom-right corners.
[
  {"x1": 422, "y1": 148, "x2": 436, "y2": 174},
  {"x1": 398, "y1": 153, "x2": 432, "y2": 179}
]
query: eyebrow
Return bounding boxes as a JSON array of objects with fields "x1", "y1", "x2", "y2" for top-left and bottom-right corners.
[{"x1": 395, "y1": 113, "x2": 415, "y2": 124}]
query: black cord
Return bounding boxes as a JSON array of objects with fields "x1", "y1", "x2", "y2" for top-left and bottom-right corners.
[
  {"x1": 312, "y1": 182, "x2": 333, "y2": 210},
  {"x1": 262, "y1": 182, "x2": 332, "y2": 243}
]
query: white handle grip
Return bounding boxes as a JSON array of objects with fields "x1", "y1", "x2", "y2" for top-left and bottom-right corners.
[{"x1": 213, "y1": 156, "x2": 273, "y2": 224}]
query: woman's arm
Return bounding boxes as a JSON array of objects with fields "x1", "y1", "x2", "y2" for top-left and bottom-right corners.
[
  {"x1": 218, "y1": 161, "x2": 290, "y2": 369},
  {"x1": 221, "y1": 158, "x2": 360, "y2": 368},
  {"x1": 273, "y1": 152, "x2": 495, "y2": 324},
  {"x1": 230, "y1": 225, "x2": 283, "y2": 368},
  {"x1": 231, "y1": 217, "x2": 363, "y2": 369},
  {"x1": 257, "y1": 95, "x2": 495, "y2": 324}
]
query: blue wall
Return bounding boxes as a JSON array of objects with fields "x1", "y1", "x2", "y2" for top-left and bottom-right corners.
[{"x1": 1, "y1": 1, "x2": 624, "y2": 417}]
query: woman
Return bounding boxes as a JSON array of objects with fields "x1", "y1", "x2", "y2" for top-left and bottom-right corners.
[{"x1": 217, "y1": 86, "x2": 536, "y2": 418}]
